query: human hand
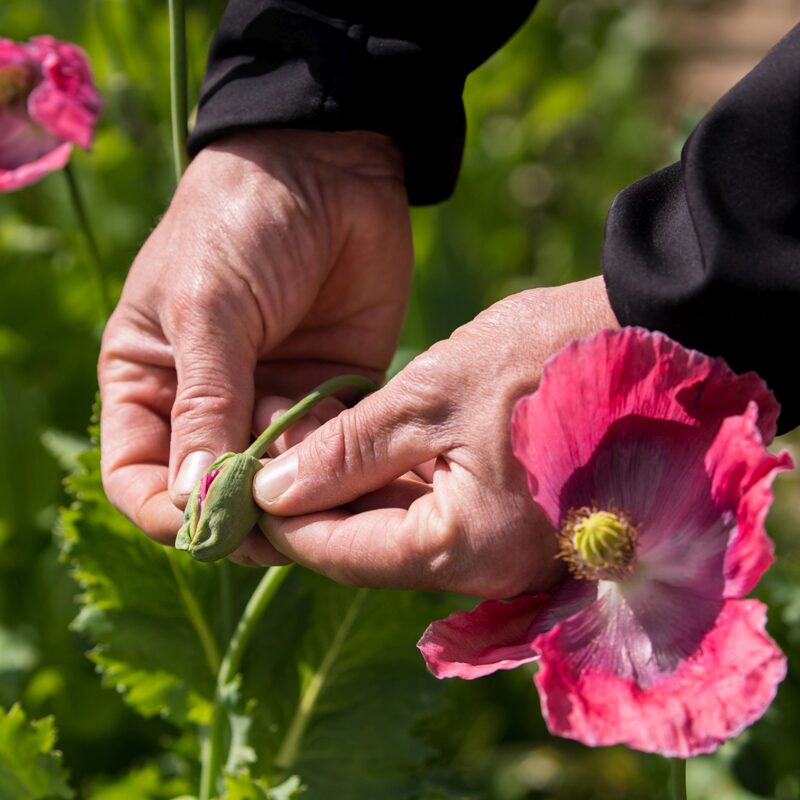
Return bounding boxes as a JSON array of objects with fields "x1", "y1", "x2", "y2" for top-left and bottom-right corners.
[
  {"x1": 253, "y1": 276, "x2": 619, "y2": 597},
  {"x1": 98, "y1": 129, "x2": 412, "y2": 562}
]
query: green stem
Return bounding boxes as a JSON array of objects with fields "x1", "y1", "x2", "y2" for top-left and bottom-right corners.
[
  {"x1": 197, "y1": 375, "x2": 375, "y2": 798},
  {"x1": 199, "y1": 565, "x2": 294, "y2": 800},
  {"x1": 218, "y1": 560, "x2": 233, "y2": 645},
  {"x1": 245, "y1": 374, "x2": 377, "y2": 460},
  {"x1": 168, "y1": 0, "x2": 188, "y2": 183},
  {"x1": 670, "y1": 759, "x2": 687, "y2": 800},
  {"x1": 63, "y1": 162, "x2": 111, "y2": 319}
]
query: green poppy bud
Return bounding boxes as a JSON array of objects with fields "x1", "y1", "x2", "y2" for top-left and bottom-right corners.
[
  {"x1": 173, "y1": 376, "x2": 377, "y2": 563},
  {"x1": 175, "y1": 451, "x2": 263, "y2": 562}
]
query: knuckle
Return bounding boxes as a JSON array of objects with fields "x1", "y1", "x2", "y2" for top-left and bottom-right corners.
[
  {"x1": 389, "y1": 346, "x2": 455, "y2": 430},
  {"x1": 402, "y1": 345, "x2": 447, "y2": 395},
  {"x1": 305, "y1": 415, "x2": 348, "y2": 472},
  {"x1": 307, "y1": 407, "x2": 380, "y2": 476},
  {"x1": 171, "y1": 382, "x2": 239, "y2": 427},
  {"x1": 163, "y1": 271, "x2": 243, "y2": 335},
  {"x1": 166, "y1": 285, "x2": 222, "y2": 330}
]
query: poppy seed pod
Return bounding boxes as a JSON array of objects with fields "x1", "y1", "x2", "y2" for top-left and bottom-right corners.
[{"x1": 175, "y1": 452, "x2": 264, "y2": 562}]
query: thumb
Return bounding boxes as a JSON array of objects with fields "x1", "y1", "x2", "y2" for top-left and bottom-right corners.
[
  {"x1": 253, "y1": 385, "x2": 440, "y2": 515},
  {"x1": 169, "y1": 325, "x2": 256, "y2": 506}
]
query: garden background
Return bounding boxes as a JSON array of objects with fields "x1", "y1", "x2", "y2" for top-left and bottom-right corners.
[{"x1": 1, "y1": 0, "x2": 800, "y2": 798}]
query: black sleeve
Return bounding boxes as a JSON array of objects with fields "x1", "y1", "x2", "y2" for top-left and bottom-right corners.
[
  {"x1": 603, "y1": 24, "x2": 800, "y2": 434},
  {"x1": 187, "y1": 0, "x2": 537, "y2": 204}
]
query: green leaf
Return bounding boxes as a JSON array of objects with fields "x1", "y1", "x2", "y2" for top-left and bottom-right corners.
[
  {"x1": 86, "y1": 762, "x2": 193, "y2": 800},
  {"x1": 242, "y1": 572, "x2": 454, "y2": 800},
  {"x1": 0, "y1": 628, "x2": 38, "y2": 708},
  {"x1": 59, "y1": 443, "x2": 235, "y2": 727},
  {"x1": 0, "y1": 704, "x2": 73, "y2": 800},
  {"x1": 221, "y1": 679, "x2": 257, "y2": 777},
  {"x1": 0, "y1": 628, "x2": 38, "y2": 677},
  {"x1": 59, "y1": 441, "x2": 459, "y2": 795},
  {"x1": 40, "y1": 429, "x2": 90, "y2": 474},
  {"x1": 223, "y1": 772, "x2": 304, "y2": 800}
]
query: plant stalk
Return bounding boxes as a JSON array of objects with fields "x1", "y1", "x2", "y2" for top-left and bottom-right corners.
[
  {"x1": 199, "y1": 564, "x2": 294, "y2": 800},
  {"x1": 670, "y1": 758, "x2": 687, "y2": 800},
  {"x1": 63, "y1": 162, "x2": 111, "y2": 319},
  {"x1": 245, "y1": 374, "x2": 377, "y2": 459},
  {"x1": 168, "y1": 0, "x2": 188, "y2": 183},
  {"x1": 197, "y1": 374, "x2": 375, "y2": 797}
]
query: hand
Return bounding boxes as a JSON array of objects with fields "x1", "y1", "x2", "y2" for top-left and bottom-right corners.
[
  {"x1": 98, "y1": 129, "x2": 412, "y2": 562},
  {"x1": 252, "y1": 277, "x2": 619, "y2": 598}
]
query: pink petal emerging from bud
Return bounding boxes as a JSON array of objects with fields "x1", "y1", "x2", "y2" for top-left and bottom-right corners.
[{"x1": 197, "y1": 467, "x2": 222, "y2": 516}]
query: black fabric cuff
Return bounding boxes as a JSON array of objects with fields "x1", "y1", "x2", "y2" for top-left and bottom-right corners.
[
  {"x1": 603, "y1": 24, "x2": 800, "y2": 434},
  {"x1": 187, "y1": 3, "x2": 466, "y2": 205}
]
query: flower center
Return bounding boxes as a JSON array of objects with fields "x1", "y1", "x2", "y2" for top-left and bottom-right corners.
[
  {"x1": 0, "y1": 66, "x2": 34, "y2": 106},
  {"x1": 558, "y1": 505, "x2": 637, "y2": 581}
]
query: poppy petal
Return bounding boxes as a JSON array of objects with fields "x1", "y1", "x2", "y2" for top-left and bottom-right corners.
[{"x1": 534, "y1": 599, "x2": 786, "y2": 757}]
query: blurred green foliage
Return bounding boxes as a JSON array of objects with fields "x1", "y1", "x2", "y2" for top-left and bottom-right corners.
[{"x1": 0, "y1": 0, "x2": 799, "y2": 798}]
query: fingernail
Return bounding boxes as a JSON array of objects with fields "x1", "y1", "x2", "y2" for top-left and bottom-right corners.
[
  {"x1": 174, "y1": 450, "x2": 216, "y2": 498},
  {"x1": 254, "y1": 453, "x2": 298, "y2": 503}
]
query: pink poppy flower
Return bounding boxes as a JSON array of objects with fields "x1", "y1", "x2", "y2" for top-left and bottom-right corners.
[
  {"x1": 418, "y1": 328, "x2": 792, "y2": 757},
  {"x1": 0, "y1": 35, "x2": 100, "y2": 192}
]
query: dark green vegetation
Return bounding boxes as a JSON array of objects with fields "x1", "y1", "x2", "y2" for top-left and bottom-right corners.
[{"x1": 1, "y1": 1, "x2": 799, "y2": 798}]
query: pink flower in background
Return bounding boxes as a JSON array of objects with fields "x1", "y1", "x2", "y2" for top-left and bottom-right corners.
[
  {"x1": 0, "y1": 35, "x2": 100, "y2": 192},
  {"x1": 419, "y1": 328, "x2": 792, "y2": 757}
]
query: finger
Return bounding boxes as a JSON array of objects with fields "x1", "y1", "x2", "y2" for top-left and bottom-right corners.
[
  {"x1": 169, "y1": 323, "x2": 257, "y2": 506},
  {"x1": 99, "y1": 347, "x2": 183, "y2": 542},
  {"x1": 229, "y1": 527, "x2": 293, "y2": 567},
  {"x1": 252, "y1": 381, "x2": 443, "y2": 516},
  {"x1": 258, "y1": 492, "x2": 459, "y2": 591},
  {"x1": 261, "y1": 483, "x2": 563, "y2": 597},
  {"x1": 412, "y1": 458, "x2": 437, "y2": 483},
  {"x1": 344, "y1": 477, "x2": 431, "y2": 513}
]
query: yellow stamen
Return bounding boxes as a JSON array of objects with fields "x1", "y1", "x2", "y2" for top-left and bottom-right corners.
[
  {"x1": 558, "y1": 504, "x2": 637, "y2": 581},
  {"x1": 0, "y1": 66, "x2": 33, "y2": 106}
]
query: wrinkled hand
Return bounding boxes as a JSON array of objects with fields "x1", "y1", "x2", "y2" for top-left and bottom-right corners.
[
  {"x1": 253, "y1": 277, "x2": 619, "y2": 598},
  {"x1": 99, "y1": 129, "x2": 412, "y2": 561}
]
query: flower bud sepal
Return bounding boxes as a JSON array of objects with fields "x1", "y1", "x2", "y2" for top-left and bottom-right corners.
[{"x1": 175, "y1": 452, "x2": 263, "y2": 562}]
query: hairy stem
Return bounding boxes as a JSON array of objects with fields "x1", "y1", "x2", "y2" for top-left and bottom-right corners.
[
  {"x1": 197, "y1": 374, "x2": 375, "y2": 797},
  {"x1": 218, "y1": 560, "x2": 233, "y2": 645},
  {"x1": 63, "y1": 162, "x2": 110, "y2": 319},
  {"x1": 168, "y1": 0, "x2": 188, "y2": 183},
  {"x1": 246, "y1": 374, "x2": 377, "y2": 459},
  {"x1": 199, "y1": 565, "x2": 294, "y2": 800},
  {"x1": 670, "y1": 759, "x2": 687, "y2": 800}
]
